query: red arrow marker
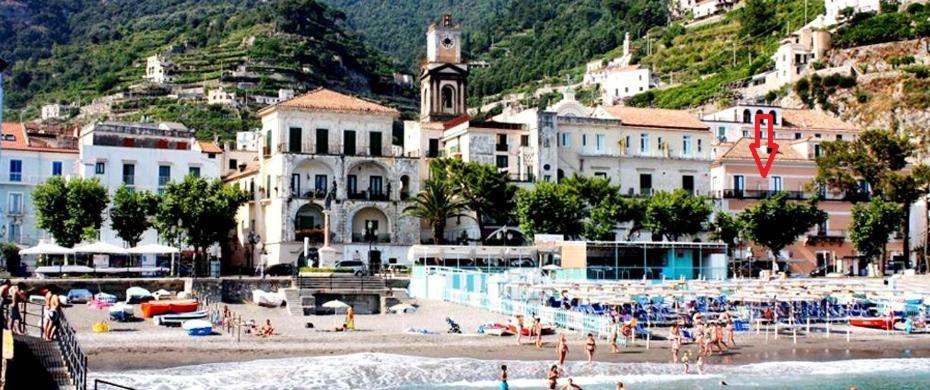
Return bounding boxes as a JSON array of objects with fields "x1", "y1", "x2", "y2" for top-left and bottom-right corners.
[{"x1": 749, "y1": 113, "x2": 778, "y2": 178}]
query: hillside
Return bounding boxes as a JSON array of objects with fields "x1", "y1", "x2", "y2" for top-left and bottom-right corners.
[{"x1": 0, "y1": 0, "x2": 405, "y2": 140}]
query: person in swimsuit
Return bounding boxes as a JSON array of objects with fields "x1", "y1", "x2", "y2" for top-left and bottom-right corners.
[
  {"x1": 8, "y1": 282, "x2": 26, "y2": 335},
  {"x1": 609, "y1": 319, "x2": 620, "y2": 353},
  {"x1": 534, "y1": 316, "x2": 544, "y2": 349},
  {"x1": 722, "y1": 312, "x2": 735, "y2": 345},
  {"x1": 515, "y1": 315, "x2": 525, "y2": 345},
  {"x1": 499, "y1": 364, "x2": 509, "y2": 390},
  {"x1": 681, "y1": 350, "x2": 691, "y2": 374},
  {"x1": 556, "y1": 333, "x2": 569, "y2": 366},
  {"x1": 43, "y1": 288, "x2": 61, "y2": 341},
  {"x1": 669, "y1": 322, "x2": 681, "y2": 363},
  {"x1": 547, "y1": 365, "x2": 560, "y2": 390},
  {"x1": 694, "y1": 322, "x2": 705, "y2": 356},
  {"x1": 697, "y1": 354, "x2": 705, "y2": 375},
  {"x1": 561, "y1": 378, "x2": 582, "y2": 389},
  {"x1": 345, "y1": 306, "x2": 355, "y2": 330},
  {"x1": 585, "y1": 333, "x2": 596, "y2": 363}
]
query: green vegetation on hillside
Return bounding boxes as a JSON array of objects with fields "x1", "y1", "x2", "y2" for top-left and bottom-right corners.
[{"x1": 833, "y1": 5, "x2": 930, "y2": 48}]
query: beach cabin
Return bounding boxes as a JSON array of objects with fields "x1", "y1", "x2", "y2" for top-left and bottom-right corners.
[{"x1": 546, "y1": 240, "x2": 728, "y2": 281}]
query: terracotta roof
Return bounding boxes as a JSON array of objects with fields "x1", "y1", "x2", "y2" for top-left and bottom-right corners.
[
  {"x1": 1, "y1": 122, "x2": 78, "y2": 153},
  {"x1": 264, "y1": 88, "x2": 399, "y2": 116},
  {"x1": 718, "y1": 138, "x2": 808, "y2": 162},
  {"x1": 223, "y1": 162, "x2": 259, "y2": 182},
  {"x1": 781, "y1": 109, "x2": 857, "y2": 131},
  {"x1": 602, "y1": 106, "x2": 708, "y2": 131},
  {"x1": 197, "y1": 141, "x2": 223, "y2": 154}
]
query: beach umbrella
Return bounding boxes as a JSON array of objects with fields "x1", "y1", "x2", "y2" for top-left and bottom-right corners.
[
  {"x1": 20, "y1": 241, "x2": 75, "y2": 267},
  {"x1": 73, "y1": 241, "x2": 128, "y2": 254},
  {"x1": 127, "y1": 243, "x2": 180, "y2": 274},
  {"x1": 323, "y1": 300, "x2": 350, "y2": 328}
]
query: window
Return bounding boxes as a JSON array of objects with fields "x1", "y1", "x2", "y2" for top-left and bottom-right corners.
[
  {"x1": 595, "y1": 134, "x2": 605, "y2": 152},
  {"x1": 344, "y1": 130, "x2": 356, "y2": 155},
  {"x1": 123, "y1": 163, "x2": 135, "y2": 186},
  {"x1": 441, "y1": 85, "x2": 455, "y2": 113},
  {"x1": 496, "y1": 155, "x2": 509, "y2": 169},
  {"x1": 8, "y1": 193, "x2": 23, "y2": 214},
  {"x1": 836, "y1": 134, "x2": 843, "y2": 141},
  {"x1": 291, "y1": 174, "x2": 301, "y2": 196},
  {"x1": 561, "y1": 133, "x2": 571, "y2": 147},
  {"x1": 639, "y1": 174, "x2": 653, "y2": 195},
  {"x1": 594, "y1": 172, "x2": 607, "y2": 178},
  {"x1": 369, "y1": 131, "x2": 382, "y2": 156},
  {"x1": 815, "y1": 144, "x2": 823, "y2": 158},
  {"x1": 347, "y1": 175, "x2": 358, "y2": 195},
  {"x1": 795, "y1": 132, "x2": 802, "y2": 140},
  {"x1": 815, "y1": 133, "x2": 822, "y2": 138},
  {"x1": 315, "y1": 175, "x2": 328, "y2": 195},
  {"x1": 189, "y1": 166, "x2": 201, "y2": 178},
  {"x1": 370, "y1": 176, "x2": 384, "y2": 196},
  {"x1": 289, "y1": 127, "x2": 302, "y2": 153},
  {"x1": 682, "y1": 135, "x2": 692, "y2": 156},
  {"x1": 582, "y1": 134, "x2": 587, "y2": 146},
  {"x1": 697, "y1": 139, "x2": 703, "y2": 153},
  {"x1": 95, "y1": 162, "x2": 105, "y2": 175},
  {"x1": 9, "y1": 160, "x2": 21, "y2": 182},
  {"x1": 639, "y1": 134, "x2": 649, "y2": 153},
  {"x1": 682, "y1": 175, "x2": 694, "y2": 194},
  {"x1": 8, "y1": 223, "x2": 21, "y2": 244},
  {"x1": 263, "y1": 131, "x2": 272, "y2": 155},
  {"x1": 742, "y1": 130, "x2": 749, "y2": 138},
  {"x1": 316, "y1": 129, "x2": 329, "y2": 154},
  {"x1": 52, "y1": 161, "x2": 63, "y2": 176},
  {"x1": 520, "y1": 135, "x2": 529, "y2": 147},
  {"x1": 771, "y1": 176, "x2": 783, "y2": 192},
  {"x1": 158, "y1": 165, "x2": 171, "y2": 186},
  {"x1": 733, "y1": 175, "x2": 745, "y2": 193},
  {"x1": 742, "y1": 109, "x2": 751, "y2": 123},
  {"x1": 717, "y1": 126, "x2": 726, "y2": 139},
  {"x1": 497, "y1": 134, "x2": 508, "y2": 151},
  {"x1": 427, "y1": 138, "x2": 439, "y2": 158},
  {"x1": 228, "y1": 159, "x2": 238, "y2": 170}
]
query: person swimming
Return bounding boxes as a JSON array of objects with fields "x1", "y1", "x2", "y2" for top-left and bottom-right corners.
[{"x1": 547, "y1": 365, "x2": 560, "y2": 390}]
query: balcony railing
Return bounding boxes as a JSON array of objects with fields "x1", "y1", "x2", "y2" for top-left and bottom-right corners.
[
  {"x1": 711, "y1": 189, "x2": 871, "y2": 202},
  {"x1": 287, "y1": 142, "x2": 408, "y2": 157},
  {"x1": 351, "y1": 233, "x2": 392, "y2": 243},
  {"x1": 347, "y1": 191, "x2": 389, "y2": 201},
  {"x1": 294, "y1": 188, "x2": 328, "y2": 199}
]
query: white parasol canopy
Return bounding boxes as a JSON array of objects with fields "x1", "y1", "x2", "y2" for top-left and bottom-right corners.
[
  {"x1": 541, "y1": 264, "x2": 562, "y2": 270},
  {"x1": 19, "y1": 242, "x2": 74, "y2": 255},
  {"x1": 322, "y1": 300, "x2": 350, "y2": 309},
  {"x1": 127, "y1": 243, "x2": 180, "y2": 254},
  {"x1": 73, "y1": 241, "x2": 128, "y2": 255}
]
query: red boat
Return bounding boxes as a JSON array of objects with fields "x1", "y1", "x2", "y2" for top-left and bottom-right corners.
[
  {"x1": 849, "y1": 317, "x2": 897, "y2": 331},
  {"x1": 140, "y1": 299, "x2": 199, "y2": 318},
  {"x1": 506, "y1": 317, "x2": 556, "y2": 336}
]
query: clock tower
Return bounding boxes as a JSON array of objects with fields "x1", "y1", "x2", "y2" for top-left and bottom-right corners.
[{"x1": 421, "y1": 14, "x2": 468, "y2": 122}]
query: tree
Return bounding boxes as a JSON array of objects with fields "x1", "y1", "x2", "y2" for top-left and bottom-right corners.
[
  {"x1": 643, "y1": 190, "x2": 712, "y2": 241},
  {"x1": 710, "y1": 212, "x2": 745, "y2": 277},
  {"x1": 156, "y1": 175, "x2": 248, "y2": 275},
  {"x1": 33, "y1": 176, "x2": 109, "y2": 247},
  {"x1": 850, "y1": 198, "x2": 902, "y2": 270},
  {"x1": 516, "y1": 181, "x2": 585, "y2": 239},
  {"x1": 431, "y1": 158, "x2": 517, "y2": 243},
  {"x1": 739, "y1": 0, "x2": 777, "y2": 37},
  {"x1": 740, "y1": 193, "x2": 827, "y2": 272},
  {"x1": 404, "y1": 178, "x2": 467, "y2": 244},
  {"x1": 815, "y1": 129, "x2": 927, "y2": 271},
  {"x1": 0, "y1": 242, "x2": 22, "y2": 275},
  {"x1": 110, "y1": 185, "x2": 158, "y2": 247}
]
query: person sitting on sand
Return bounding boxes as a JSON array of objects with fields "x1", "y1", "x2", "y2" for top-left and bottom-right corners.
[
  {"x1": 259, "y1": 319, "x2": 275, "y2": 337},
  {"x1": 561, "y1": 378, "x2": 582, "y2": 389},
  {"x1": 335, "y1": 323, "x2": 348, "y2": 332},
  {"x1": 556, "y1": 334, "x2": 569, "y2": 366},
  {"x1": 585, "y1": 333, "x2": 596, "y2": 363},
  {"x1": 547, "y1": 365, "x2": 560, "y2": 390},
  {"x1": 499, "y1": 364, "x2": 509, "y2": 390}
]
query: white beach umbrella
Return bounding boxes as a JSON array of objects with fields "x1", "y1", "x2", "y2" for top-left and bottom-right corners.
[
  {"x1": 126, "y1": 244, "x2": 180, "y2": 254},
  {"x1": 19, "y1": 242, "x2": 74, "y2": 255},
  {"x1": 322, "y1": 300, "x2": 350, "y2": 309},
  {"x1": 542, "y1": 264, "x2": 561, "y2": 271},
  {"x1": 73, "y1": 241, "x2": 128, "y2": 255}
]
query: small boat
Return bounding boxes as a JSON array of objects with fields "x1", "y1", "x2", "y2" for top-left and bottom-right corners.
[
  {"x1": 478, "y1": 323, "x2": 513, "y2": 336},
  {"x1": 95, "y1": 292, "x2": 118, "y2": 304},
  {"x1": 252, "y1": 289, "x2": 285, "y2": 307},
  {"x1": 126, "y1": 287, "x2": 154, "y2": 304},
  {"x1": 154, "y1": 310, "x2": 209, "y2": 326},
  {"x1": 108, "y1": 303, "x2": 135, "y2": 322},
  {"x1": 140, "y1": 299, "x2": 199, "y2": 318},
  {"x1": 850, "y1": 317, "x2": 897, "y2": 330},
  {"x1": 67, "y1": 289, "x2": 94, "y2": 304},
  {"x1": 182, "y1": 319, "x2": 213, "y2": 336}
]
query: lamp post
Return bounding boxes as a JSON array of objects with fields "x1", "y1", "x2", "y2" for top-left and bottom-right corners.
[{"x1": 365, "y1": 221, "x2": 375, "y2": 274}]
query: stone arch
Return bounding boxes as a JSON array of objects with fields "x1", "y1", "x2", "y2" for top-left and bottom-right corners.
[
  {"x1": 441, "y1": 85, "x2": 455, "y2": 113},
  {"x1": 290, "y1": 158, "x2": 336, "y2": 198},
  {"x1": 742, "y1": 109, "x2": 751, "y2": 123},
  {"x1": 769, "y1": 110, "x2": 778, "y2": 125},
  {"x1": 347, "y1": 205, "x2": 392, "y2": 243}
]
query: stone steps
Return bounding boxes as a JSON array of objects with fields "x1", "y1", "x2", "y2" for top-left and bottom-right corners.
[
  {"x1": 9, "y1": 334, "x2": 74, "y2": 390},
  {"x1": 283, "y1": 287, "x2": 315, "y2": 316}
]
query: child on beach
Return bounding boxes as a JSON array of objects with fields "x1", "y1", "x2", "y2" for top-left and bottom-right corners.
[
  {"x1": 681, "y1": 350, "x2": 692, "y2": 374},
  {"x1": 499, "y1": 365, "x2": 509, "y2": 390},
  {"x1": 697, "y1": 354, "x2": 705, "y2": 375}
]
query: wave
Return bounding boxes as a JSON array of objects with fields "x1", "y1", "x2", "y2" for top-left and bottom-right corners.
[{"x1": 89, "y1": 353, "x2": 930, "y2": 390}]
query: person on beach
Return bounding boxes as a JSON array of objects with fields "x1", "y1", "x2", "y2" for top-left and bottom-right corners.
[
  {"x1": 585, "y1": 333, "x2": 596, "y2": 363},
  {"x1": 259, "y1": 319, "x2": 275, "y2": 336},
  {"x1": 0, "y1": 279, "x2": 11, "y2": 301},
  {"x1": 547, "y1": 365, "x2": 560, "y2": 390},
  {"x1": 499, "y1": 364, "x2": 509, "y2": 390},
  {"x1": 681, "y1": 350, "x2": 691, "y2": 374},
  {"x1": 697, "y1": 354, "x2": 705, "y2": 375},
  {"x1": 669, "y1": 322, "x2": 681, "y2": 363},
  {"x1": 616, "y1": 382, "x2": 626, "y2": 390},
  {"x1": 556, "y1": 333, "x2": 569, "y2": 366},
  {"x1": 609, "y1": 319, "x2": 621, "y2": 353},
  {"x1": 722, "y1": 312, "x2": 735, "y2": 346},
  {"x1": 7, "y1": 282, "x2": 26, "y2": 335},
  {"x1": 703, "y1": 323, "x2": 715, "y2": 356},
  {"x1": 712, "y1": 321, "x2": 728, "y2": 354},
  {"x1": 694, "y1": 322, "x2": 705, "y2": 356},
  {"x1": 561, "y1": 378, "x2": 582, "y2": 389},
  {"x1": 43, "y1": 288, "x2": 61, "y2": 341},
  {"x1": 515, "y1": 315, "x2": 525, "y2": 345},
  {"x1": 534, "y1": 315, "x2": 544, "y2": 348},
  {"x1": 345, "y1": 306, "x2": 355, "y2": 330}
]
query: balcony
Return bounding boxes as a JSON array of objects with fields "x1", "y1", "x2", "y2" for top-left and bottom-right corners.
[
  {"x1": 711, "y1": 189, "x2": 871, "y2": 202},
  {"x1": 288, "y1": 142, "x2": 408, "y2": 158},
  {"x1": 807, "y1": 230, "x2": 846, "y2": 244},
  {"x1": 347, "y1": 191, "x2": 389, "y2": 201},
  {"x1": 351, "y1": 233, "x2": 392, "y2": 243},
  {"x1": 295, "y1": 188, "x2": 328, "y2": 200}
]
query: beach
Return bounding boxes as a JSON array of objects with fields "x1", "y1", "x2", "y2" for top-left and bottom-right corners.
[{"x1": 68, "y1": 300, "x2": 930, "y2": 372}]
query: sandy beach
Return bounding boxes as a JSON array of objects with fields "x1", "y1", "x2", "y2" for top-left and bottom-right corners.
[{"x1": 65, "y1": 300, "x2": 930, "y2": 372}]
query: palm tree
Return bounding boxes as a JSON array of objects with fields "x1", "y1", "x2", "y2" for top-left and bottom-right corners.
[{"x1": 404, "y1": 178, "x2": 467, "y2": 244}]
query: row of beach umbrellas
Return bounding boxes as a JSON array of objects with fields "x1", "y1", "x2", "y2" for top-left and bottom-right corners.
[{"x1": 19, "y1": 241, "x2": 180, "y2": 256}]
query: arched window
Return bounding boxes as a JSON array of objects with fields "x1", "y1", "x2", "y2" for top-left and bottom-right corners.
[
  {"x1": 742, "y1": 109, "x2": 751, "y2": 123},
  {"x1": 441, "y1": 85, "x2": 455, "y2": 113},
  {"x1": 769, "y1": 110, "x2": 778, "y2": 125}
]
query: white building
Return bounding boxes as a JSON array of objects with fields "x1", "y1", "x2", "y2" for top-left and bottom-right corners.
[
  {"x1": 236, "y1": 131, "x2": 259, "y2": 152},
  {"x1": 227, "y1": 88, "x2": 420, "y2": 269},
  {"x1": 78, "y1": 121, "x2": 223, "y2": 246},
  {"x1": 41, "y1": 104, "x2": 76, "y2": 121},
  {"x1": 693, "y1": 0, "x2": 736, "y2": 19},
  {"x1": 824, "y1": 0, "x2": 880, "y2": 25},
  {"x1": 703, "y1": 103, "x2": 861, "y2": 145},
  {"x1": 144, "y1": 55, "x2": 173, "y2": 84},
  {"x1": 582, "y1": 33, "x2": 657, "y2": 106},
  {"x1": 208, "y1": 88, "x2": 239, "y2": 107}
]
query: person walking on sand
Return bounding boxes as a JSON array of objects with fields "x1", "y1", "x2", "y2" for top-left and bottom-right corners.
[
  {"x1": 609, "y1": 319, "x2": 621, "y2": 353},
  {"x1": 534, "y1": 315, "x2": 544, "y2": 349},
  {"x1": 556, "y1": 333, "x2": 569, "y2": 366},
  {"x1": 722, "y1": 312, "x2": 735, "y2": 346},
  {"x1": 585, "y1": 333, "x2": 597, "y2": 363},
  {"x1": 345, "y1": 306, "x2": 355, "y2": 330},
  {"x1": 547, "y1": 365, "x2": 560, "y2": 390},
  {"x1": 515, "y1": 315, "x2": 525, "y2": 345},
  {"x1": 669, "y1": 322, "x2": 682, "y2": 363},
  {"x1": 499, "y1": 364, "x2": 509, "y2": 390}
]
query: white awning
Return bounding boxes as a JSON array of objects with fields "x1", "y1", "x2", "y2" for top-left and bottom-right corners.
[
  {"x1": 73, "y1": 241, "x2": 128, "y2": 255},
  {"x1": 19, "y1": 242, "x2": 74, "y2": 255},
  {"x1": 127, "y1": 243, "x2": 180, "y2": 254}
]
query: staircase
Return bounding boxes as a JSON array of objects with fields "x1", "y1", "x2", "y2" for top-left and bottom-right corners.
[
  {"x1": 6, "y1": 334, "x2": 74, "y2": 390},
  {"x1": 297, "y1": 275, "x2": 387, "y2": 292},
  {"x1": 283, "y1": 287, "x2": 316, "y2": 316}
]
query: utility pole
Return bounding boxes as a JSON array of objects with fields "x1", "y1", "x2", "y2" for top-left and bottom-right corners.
[{"x1": 732, "y1": 41, "x2": 736, "y2": 67}]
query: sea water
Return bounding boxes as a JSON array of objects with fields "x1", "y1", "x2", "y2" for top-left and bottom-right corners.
[{"x1": 90, "y1": 353, "x2": 930, "y2": 389}]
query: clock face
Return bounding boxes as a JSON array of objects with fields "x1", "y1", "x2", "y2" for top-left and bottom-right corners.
[{"x1": 441, "y1": 34, "x2": 455, "y2": 49}]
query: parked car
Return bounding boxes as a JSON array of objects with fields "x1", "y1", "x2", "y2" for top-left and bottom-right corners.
[
  {"x1": 264, "y1": 263, "x2": 295, "y2": 276},
  {"x1": 335, "y1": 260, "x2": 367, "y2": 276}
]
